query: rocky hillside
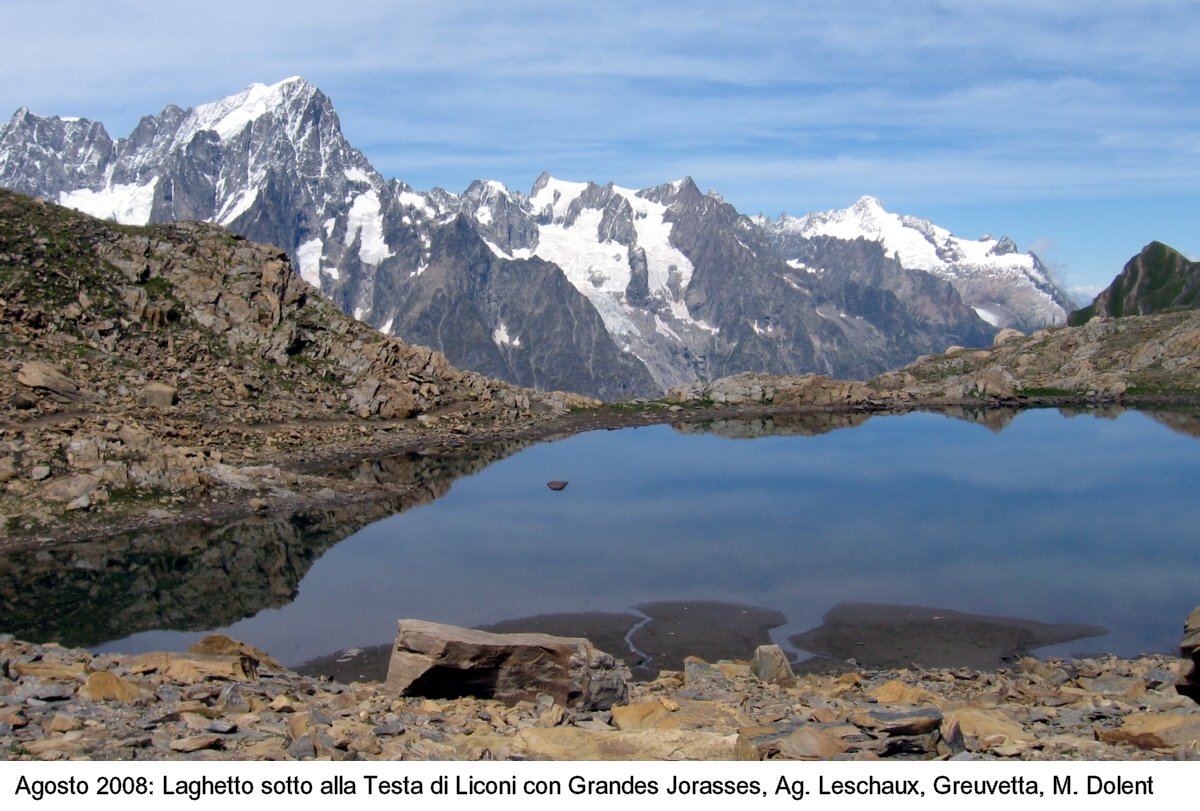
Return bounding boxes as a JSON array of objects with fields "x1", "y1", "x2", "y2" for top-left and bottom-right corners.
[
  {"x1": 0, "y1": 189, "x2": 589, "y2": 538},
  {"x1": 1070, "y1": 241, "x2": 1200, "y2": 325},
  {"x1": 667, "y1": 308, "x2": 1200, "y2": 409},
  {"x1": 872, "y1": 310, "x2": 1200, "y2": 401}
]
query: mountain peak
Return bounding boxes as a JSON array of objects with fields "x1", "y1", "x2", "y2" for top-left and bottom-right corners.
[
  {"x1": 852, "y1": 194, "x2": 885, "y2": 211},
  {"x1": 182, "y1": 76, "x2": 319, "y2": 143}
]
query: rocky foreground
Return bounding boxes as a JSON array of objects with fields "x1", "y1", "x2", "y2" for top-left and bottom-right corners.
[{"x1": 3, "y1": 611, "x2": 1200, "y2": 761}]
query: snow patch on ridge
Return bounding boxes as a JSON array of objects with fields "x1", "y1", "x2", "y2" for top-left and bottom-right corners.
[
  {"x1": 296, "y1": 238, "x2": 323, "y2": 287},
  {"x1": 58, "y1": 178, "x2": 158, "y2": 225},
  {"x1": 345, "y1": 191, "x2": 393, "y2": 265},
  {"x1": 492, "y1": 322, "x2": 521, "y2": 348},
  {"x1": 217, "y1": 188, "x2": 258, "y2": 225},
  {"x1": 972, "y1": 307, "x2": 1000, "y2": 327},
  {"x1": 529, "y1": 177, "x2": 588, "y2": 218},
  {"x1": 535, "y1": 208, "x2": 636, "y2": 336}
]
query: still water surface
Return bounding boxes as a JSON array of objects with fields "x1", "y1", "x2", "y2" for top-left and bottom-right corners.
[{"x1": 12, "y1": 407, "x2": 1200, "y2": 666}]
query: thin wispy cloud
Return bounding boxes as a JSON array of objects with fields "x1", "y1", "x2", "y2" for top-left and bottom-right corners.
[{"x1": 3, "y1": 1, "x2": 1198, "y2": 285}]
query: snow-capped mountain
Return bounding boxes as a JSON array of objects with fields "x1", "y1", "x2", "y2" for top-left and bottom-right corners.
[
  {"x1": 762, "y1": 196, "x2": 1073, "y2": 331},
  {"x1": 1, "y1": 78, "x2": 1020, "y2": 398}
]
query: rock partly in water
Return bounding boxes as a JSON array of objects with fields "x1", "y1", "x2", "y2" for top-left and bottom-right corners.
[{"x1": 384, "y1": 619, "x2": 630, "y2": 710}]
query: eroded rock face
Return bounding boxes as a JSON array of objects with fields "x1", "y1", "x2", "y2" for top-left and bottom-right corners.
[
  {"x1": 15, "y1": 361, "x2": 81, "y2": 401},
  {"x1": 384, "y1": 619, "x2": 630, "y2": 710}
]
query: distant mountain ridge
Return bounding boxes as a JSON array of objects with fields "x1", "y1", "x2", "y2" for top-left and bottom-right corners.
[
  {"x1": 761, "y1": 195, "x2": 1073, "y2": 332},
  {"x1": 0, "y1": 77, "x2": 1070, "y2": 398},
  {"x1": 1069, "y1": 241, "x2": 1200, "y2": 325}
]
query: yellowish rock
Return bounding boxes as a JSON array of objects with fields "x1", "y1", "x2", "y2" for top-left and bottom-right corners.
[
  {"x1": 612, "y1": 698, "x2": 749, "y2": 732},
  {"x1": 776, "y1": 727, "x2": 851, "y2": 760},
  {"x1": 46, "y1": 714, "x2": 83, "y2": 733},
  {"x1": 80, "y1": 671, "x2": 147, "y2": 702},
  {"x1": 187, "y1": 634, "x2": 284, "y2": 671},
  {"x1": 1096, "y1": 713, "x2": 1200, "y2": 750},
  {"x1": 869, "y1": 679, "x2": 937, "y2": 706},
  {"x1": 942, "y1": 707, "x2": 1032, "y2": 752},
  {"x1": 13, "y1": 661, "x2": 87, "y2": 680},
  {"x1": 505, "y1": 727, "x2": 759, "y2": 760}
]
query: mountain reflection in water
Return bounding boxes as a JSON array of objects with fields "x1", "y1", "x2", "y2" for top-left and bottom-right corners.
[{"x1": 1, "y1": 406, "x2": 1197, "y2": 669}]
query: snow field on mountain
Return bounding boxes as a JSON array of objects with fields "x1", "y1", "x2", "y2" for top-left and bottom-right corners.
[
  {"x1": 58, "y1": 178, "x2": 156, "y2": 225},
  {"x1": 345, "y1": 190, "x2": 392, "y2": 265}
]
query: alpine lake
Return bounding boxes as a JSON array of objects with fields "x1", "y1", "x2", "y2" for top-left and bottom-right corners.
[{"x1": 3, "y1": 405, "x2": 1198, "y2": 680}]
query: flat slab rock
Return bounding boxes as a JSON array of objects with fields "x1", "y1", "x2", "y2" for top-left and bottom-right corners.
[{"x1": 385, "y1": 619, "x2": 629, "y2": 710}]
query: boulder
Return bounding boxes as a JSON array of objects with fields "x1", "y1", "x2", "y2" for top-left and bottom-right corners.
[
  {"x1": 751, "y1": 644, "x2": 795, "y2": 687},
  {"x1": 611, "y1": 698, "x2": 749, "y2": 732},
  {"x1": 940, "y1": 707, "x2": 1031, "y2": 753},
  {"x1": 993, "y1": 328, "x2": 1024, "y2": 347},
  {"x1": 41, "y1": 473, "x2": 100, "y2": 503},
  {"x1": 497, "y1": 727, "x2": 758, "y2": 760},
  {"x1": 1097, "y1": 712, "x2": 1200, "y2": 750},
  {"x1": 80, "y1": 671, "x2": 148, "y2": 703},
  {"x1": 188, "y1": 634, "x2": 284, "y2": 671},
  {"x1": 384, "y1": 619, "x2": 630, "y2": 710},
  {"x1": 137, "y1": 382, "x2": 178, "y2": 408},
  {"x1": 16, "y1": 361, "x2": 81, "y2": 401},
  {"x1": 1175, "y1": 606, "x2": 1200, "y2": 703}
]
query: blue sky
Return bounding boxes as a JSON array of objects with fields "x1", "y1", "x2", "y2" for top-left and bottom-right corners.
[{"x1": 4, "y1": 0, "x2": 1198, "y2": 298}]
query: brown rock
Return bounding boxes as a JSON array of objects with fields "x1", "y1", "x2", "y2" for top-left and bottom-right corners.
[
  {"x1": 169, "y1": 734, "x2": 222, "y2": 753},
  {"x1": 1176, "y1": 607, "x2": 1200, "y2": 703},
  {"x1": 941, "y1": 707, "x2": 1032, "y2": 753},
  {"x1": 1097, "y1": 712, "x2": 1200, "y2": 750},
  {"x1": 775, "y1": 727, "x2": 851, "y2": 760},
  {"x1": 384, "y1": 619, "x2": 629, "y2": 710},
  {"x1": 13, "y1": 661, "x2": 87, "y2": 680},
  {"x1": 751, "y1": 644, "x2": 795, "y2": 687},
  {"x1": 612, "y1": 698, "x2": 748, "y2": 732},
  {"x1": 993, "y1": 328, "x2": 1024, "y2": 347},
  {"x1": 41, "y1": 474, "x2": 100, "y2": 503},
  {"x1": 16, "y1": 361, "x2": 81, "y2": 401},
  {"x1": 80, "y1": 671, "x2": 148, "y2": 702},
  {"x1": 127, "y1": 652, "x2": 257, "y2": 683},
  {"x1": 46, "y1": 713, "x2": 83, "y2": 733},
  {"x1": 869, "y1": 680, "x2": 938, "y2": 706},
  {"x1": 504, "y1": 727, "x2": 758, "y2": 760},
  {"x1": 138, "y1": 382, "x2": 179, "y2": 408},
  {"x1": 188, "y1": 634, "x2": 284, "y2": 671},
  {"x1": 852, "y1": 706, "x2": 943, "y2": 736}
]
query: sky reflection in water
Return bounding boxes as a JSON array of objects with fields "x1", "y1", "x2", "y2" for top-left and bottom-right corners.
[{"x1": 100, "y1": 408, "x2": 1200, "y2": 666}]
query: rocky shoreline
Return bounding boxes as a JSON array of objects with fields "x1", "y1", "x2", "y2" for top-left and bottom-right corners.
[{"x1": 3, "y1": 620, "x2": 1199, "y2": 761}]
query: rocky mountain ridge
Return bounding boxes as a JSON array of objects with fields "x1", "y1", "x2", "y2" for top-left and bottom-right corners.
[
  {"x1": 762, "y1": 195, "x2": 1074, "y2": 332},
  {"x1": 1070, "y1": 241, "x2": 1200, "y2": 325},
  {"x1": 1, "y1": 77, "x2": 1075, "y2": 398}
]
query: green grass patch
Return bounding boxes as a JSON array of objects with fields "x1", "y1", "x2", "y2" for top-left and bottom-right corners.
[{"x1": 1018, "y1": 386, "x2": 1078, "y2": 397}]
